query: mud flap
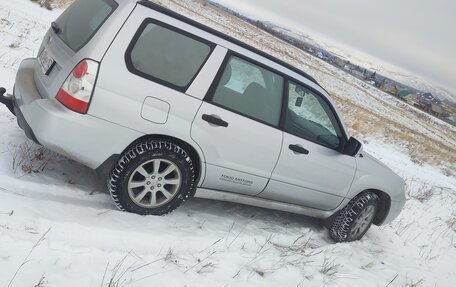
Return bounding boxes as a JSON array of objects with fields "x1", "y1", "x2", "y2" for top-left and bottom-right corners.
[{"x1": 0, "y1": 87, "x2": 15, "y2": 115}]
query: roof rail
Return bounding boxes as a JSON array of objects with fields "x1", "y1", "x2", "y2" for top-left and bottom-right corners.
[{"x1": 137, "y1": 0, "x2": 320, "y2": 86}]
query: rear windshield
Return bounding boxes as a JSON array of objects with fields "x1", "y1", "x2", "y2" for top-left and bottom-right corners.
[{"x1": 54, "y1": 0, "x2": 118, "y2": 51}]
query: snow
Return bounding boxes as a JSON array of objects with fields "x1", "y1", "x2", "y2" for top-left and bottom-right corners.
[{"x1": 0, "y1": 1, "x2": 455, "y2": 286}]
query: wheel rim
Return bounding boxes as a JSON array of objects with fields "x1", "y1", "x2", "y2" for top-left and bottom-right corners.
[
  {"x1": 127, "y1": 159, "x2": 182, "y2": 208},
  {"x1": 349, "y1": 205, "x2": 375, "y2": 239}
]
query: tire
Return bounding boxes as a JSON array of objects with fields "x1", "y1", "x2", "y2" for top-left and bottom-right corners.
[
  {"x1": 329, "y1": 192, "x2": 379, "y2": 242},
  {"x1": 108, "y1": 139, "x2": 196, "y2": 215}
]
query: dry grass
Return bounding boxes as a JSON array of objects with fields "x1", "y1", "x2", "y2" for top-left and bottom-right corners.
[
  {"x1": 402, "y1": 279, "x2": 425, "y2": 287},
  {"x1": 7, "y1": 228, "x2": 51, "y2": 287},
  {"x1": 320, "y1": 256, "x2": 341, "y2": 277},
  {"x1": 334, "y1": 94, "x2": 456, "y2": 176},
  {"x1": 33, "y1": 275, "x2": 47, "y2": 287},
  {"x1": 10, "y1": 141, "x2": 56, "y2": 175},
  {"x1": 447, "y1": 213, "x2": 456, "y2": 233},
  {"x1": 31, "y1": 0, "x2": 73, "y2": 9}
]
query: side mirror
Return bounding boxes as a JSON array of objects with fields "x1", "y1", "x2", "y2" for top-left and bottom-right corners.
[{"x1": 343, "y1": 137, "x2": 362, "y2": 157}]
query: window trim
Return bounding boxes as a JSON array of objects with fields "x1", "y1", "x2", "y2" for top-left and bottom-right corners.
[
  {"x1": 56, "y1": 0, "x2": 119, "y2": 52},
  {"x1": 204, "y1": 50, "x2": 348, "y2": 151},
  {"x1": 204, "y1": 51, "x2": 287, "y2": 129},
  {"x1": 282, "y1": 79, "x2": 349, "y2": 151},
  {"x1": 138, "y1": 1, "x2": 320, "y2": 86},
  {"x1": 125, "y1": 18, "x2": 216, "y2": 93}
]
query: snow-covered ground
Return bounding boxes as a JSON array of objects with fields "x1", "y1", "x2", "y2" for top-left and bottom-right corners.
[{"x1": 0, "y1": 1, "x2": 455, "y2": 286}]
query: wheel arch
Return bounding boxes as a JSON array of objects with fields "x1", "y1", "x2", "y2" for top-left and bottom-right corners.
[
  {"x1": 96, "y1": 134, "x2": 204, "y2": 186},
  {"x1": 362, "y1": 189, "x2": 391, "y2": 226},
  {"x1": 129, "y1": 134, "x2": 203, "y2": 184},
  {"x1": 326, "y1": 188, "x2": 392, "y2": 228}
]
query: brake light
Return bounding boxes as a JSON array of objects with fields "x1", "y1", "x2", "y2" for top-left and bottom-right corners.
[
  {"x1": 73, "y1": 61, "x2": 88, "y2": 78},
  {"x1": 56, "y1": 59, "x2": 99, "y2": 114}
]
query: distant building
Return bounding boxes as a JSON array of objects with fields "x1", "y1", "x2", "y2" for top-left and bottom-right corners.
[
  {"x1": 399, "y1": 90, "x2": 410, "y2": 98},
  {"x1": 334, "y1": 58, "x2": 346, "y2": 67},
  {"x1": 382, "y1": 82, "x2": 399, "y2": 96},
  {"x1": 404, "y1": 94, "x2": 419, "y2": 106},
  {"x1": 317, "y1": 51, "x2": 328, "y2": 60},
  {"x1": 431, "y1": 104, "x2": 444, "y2": 116},
  {"x1": 422, "y1": 93, "x2": 434, "y2": 104},
  {"x1": 365, "y1": 70, "x2": 377, "y2": 81},
  {"x1": 352, "y1": 70, "x2": 365, "y2": 78}
]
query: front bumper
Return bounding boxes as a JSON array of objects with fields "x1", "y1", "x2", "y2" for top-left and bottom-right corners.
[
  {"x1": 382, "y1": 199, "x2": 406, "y2": 225},
  {"x1": 5, "y1": 58, "x2": 142, "y2": 169}
]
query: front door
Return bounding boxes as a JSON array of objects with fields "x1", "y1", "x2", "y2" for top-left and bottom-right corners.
[
  {"x1": 191, "y1": 54, "x2": 285, "y2": 196},
  {"x1": 259, "y1": 81, "x2": 357, "y2": 210}
]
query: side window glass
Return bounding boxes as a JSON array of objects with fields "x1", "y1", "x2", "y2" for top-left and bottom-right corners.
[
  {"x1": 129, "y1": 22, "x2": 212, "y2": 89},
  {"x1": 211, "y1": 56, "x2": 284, "y2": 126},
  {"x1": 286, "y1": 81, "x2": 343, "y2": 149},
  {"x1": 223, "y1": 57, "x2": 266, "y2": 93}
]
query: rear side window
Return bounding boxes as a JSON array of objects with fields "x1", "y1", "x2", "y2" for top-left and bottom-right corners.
[
  {"x1": 127, "y1": 20, "x2": 214, "y2": 91},
  {"x1": 55, "y1": 0, "x2": 118, "y2": 51}
]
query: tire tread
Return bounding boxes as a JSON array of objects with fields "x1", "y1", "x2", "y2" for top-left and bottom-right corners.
[
  {"x1": 108, "y1": 139, "x2": 195, "y2": 215},
  {"x1": 330, "y1": 192, "x2": 379, "y2": 242}
]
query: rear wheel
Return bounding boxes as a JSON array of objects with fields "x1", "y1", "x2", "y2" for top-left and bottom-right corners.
[
  {"x1": 108, "y1": 139, "x2": 195, "y2": 215},
  {"x1": 329, "y1": 192, "x2": 378, "y2": 242}
]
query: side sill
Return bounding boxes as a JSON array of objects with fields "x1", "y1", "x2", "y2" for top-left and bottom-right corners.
[{"x1": 194, "y1": 188, "x2": 338, "y2": 219}]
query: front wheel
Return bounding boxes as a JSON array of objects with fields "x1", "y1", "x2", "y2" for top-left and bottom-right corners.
[
  {"x1": 108, "y1": 140, "x2": 196, "y2": 215},
  {"x1": 329, "y1": 192, "x2": 379, "y2": 242}
]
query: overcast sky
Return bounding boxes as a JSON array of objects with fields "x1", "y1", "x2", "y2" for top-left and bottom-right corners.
[{"x1": 213, "y1": 0, "x2": 456, "y2": 96}]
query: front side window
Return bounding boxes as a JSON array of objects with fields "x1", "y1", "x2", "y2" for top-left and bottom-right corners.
[
  {"x1": 128, "y1": 21, "x2": 213, "y2": 89},
  {"x1": 286, "y1": 81, "x2": 344, "y2": 149},
  {"x1": 211, "y1": 56, "x2": 284, "y2": 126}
]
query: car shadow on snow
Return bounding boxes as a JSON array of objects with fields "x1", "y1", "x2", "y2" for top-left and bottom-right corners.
[
  {"x1": 3, "y1": 139, "x2": 329, "y2": 242},
  {"x1": 182, "y1": 197, "x2": 323, "y2": 231}
]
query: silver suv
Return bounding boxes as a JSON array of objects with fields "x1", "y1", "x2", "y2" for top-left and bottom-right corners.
[{"x1": 0, "y1": 0, "x2": 405, "y2": 242}]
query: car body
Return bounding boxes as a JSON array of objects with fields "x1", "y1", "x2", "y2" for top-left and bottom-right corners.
[{"x1": 0, "y1": 0, "x2": 405, "y2": 241}]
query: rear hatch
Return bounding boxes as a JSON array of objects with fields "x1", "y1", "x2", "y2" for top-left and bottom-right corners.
[{"x1": 34, "y1": 0, "x2": 119, "y2": 99}]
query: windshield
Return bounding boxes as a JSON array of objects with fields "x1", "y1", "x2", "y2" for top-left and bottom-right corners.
[{"x1": 54, "y1": 0, "x2": 118, "y2": 51}]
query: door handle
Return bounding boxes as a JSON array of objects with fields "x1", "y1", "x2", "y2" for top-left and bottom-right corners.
[
  {"x1": 289, "y1": 144, "x2": 309, "y2": 155},
  {"x1": 202, "y1": 114, "x2": 229, "y2": 127}
]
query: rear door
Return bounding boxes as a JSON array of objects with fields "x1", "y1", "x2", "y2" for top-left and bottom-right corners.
[
  {"x1": 191, "y1": 54, "x2": 284, "y2": 196},
  {"x1": 34, "y1": 0, "x2": 120, "y2": 99},
  {"x1": 259, "y1": 81, "x2": 357, "y2": 210}
]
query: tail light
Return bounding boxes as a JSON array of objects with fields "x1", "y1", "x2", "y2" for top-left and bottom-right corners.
[{"x1": 56, "y1": 59, "x2": 99, "y2": 114}]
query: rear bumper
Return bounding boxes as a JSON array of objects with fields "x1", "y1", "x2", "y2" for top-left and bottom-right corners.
[
  {"x1": 13, "y1": 98, "x2": 40, "y2": 144},
  {"x1": 10, "y1": 58, "x2": 142, "y2": 169},
  {"x1": 1, "y1": 85, "x2": 39, "y2": 143}
]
